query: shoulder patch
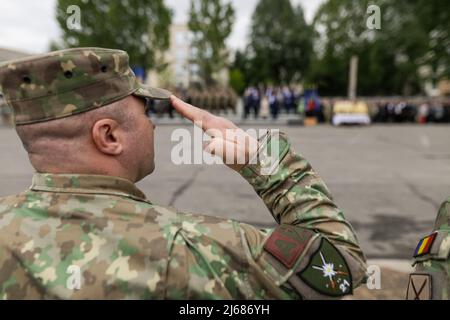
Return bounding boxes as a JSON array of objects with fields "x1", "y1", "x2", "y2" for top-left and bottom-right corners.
[
  {"x1": 406, "y1": 274, "x2": 432, "y2": 300},
  {"x1": 263, "y1": 225, "x2": 315, "y2": 269},
  {"x1": 413, "y1": 232, "x2": 437, "y2": 258},
  {"x1": 297, "y1": 238, "x2": 352, "y2": 297},
  {"x1": 436, "y1": 232, "x2": 450, "y2": 259}
]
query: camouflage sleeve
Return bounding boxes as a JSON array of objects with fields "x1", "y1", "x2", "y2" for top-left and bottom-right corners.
[
  {"x1": 408, "y1": 200, "x2": 450, "y2": 300},
  {"x1": 434, "y1": 199, "x2": 450, "y2": 231},
  {"x1": 412, "y1": 258, "x2": 450, "y2": 300},
  {"x1": 236, "y1": 130, "x2": 367, "y2": 299}
]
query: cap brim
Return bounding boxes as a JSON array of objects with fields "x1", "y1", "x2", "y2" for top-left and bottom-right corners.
[{"x1": 133, "y1": 84, "x2": 172, "y2": 101}]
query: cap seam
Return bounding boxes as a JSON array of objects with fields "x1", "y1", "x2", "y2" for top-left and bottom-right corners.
[
  {"x1": 0, "y1": 48, "x2": 126, "y2": 68},
  {"x1": 15, "y1": 86, "x2": 138, "y2": 125},
  {"x1": 8, "y1": 73, "x2": 136, "y2": 103}
]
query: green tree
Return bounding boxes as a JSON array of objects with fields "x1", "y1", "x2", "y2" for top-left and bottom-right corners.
[
  {"x1": 55, "y1": 0, "x2": 172, "y2": 71},
  {"x1": 247, "y1": 0, "x2": 313, "y2": 85},
  {"x1": 308, "y1": 0, "x2": 384, "y2": 95},
  {"x1": 229, "y1": 69, "x2": 246, "y2": 95},
  {"x1": 229, "y1": 50, "x2": 251, "y2": 91},
  {"x1": 188, "y1": 0, "x2": 235, "y2": 86},
  {"x1": 414, "y1": 0, "x2": 450, "y2": 84},
  {"x1": 309, "y1": 0, "x2": 450, "y2": 96}
]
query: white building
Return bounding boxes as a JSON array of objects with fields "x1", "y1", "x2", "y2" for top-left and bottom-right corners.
[
  {"x1": 148, "y1": 24, "x2": 193, "y2": 88},
  {"x1": 148, "y1": 24, "x2": 229, "y2": 88}
]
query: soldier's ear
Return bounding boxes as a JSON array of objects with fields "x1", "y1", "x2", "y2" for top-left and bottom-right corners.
[{"x1": 91, "y1": 119, "x2": 124, "y2": 156}]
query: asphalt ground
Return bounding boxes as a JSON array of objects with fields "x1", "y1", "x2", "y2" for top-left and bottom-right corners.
[{"x1": 1, "y1": 123, "x2": 449, "y2": 261}]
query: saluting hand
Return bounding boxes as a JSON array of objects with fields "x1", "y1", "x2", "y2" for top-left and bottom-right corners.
[{"x1": 170, "y1": 95, "x2": 259, "y2": 172}]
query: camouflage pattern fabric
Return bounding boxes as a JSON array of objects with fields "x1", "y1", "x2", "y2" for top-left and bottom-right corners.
[
  {"x1": 0, "y1": 47, "x2": 171, "y2": 125},
  {"x1": 0, "y1": 131, "x2": 366, "y2": 299},
  {"x1": 409, "y1": 198, "x2": 450, "y2": 300}
]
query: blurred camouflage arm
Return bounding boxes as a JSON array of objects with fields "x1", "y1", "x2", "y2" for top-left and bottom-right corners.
[
  {"x1": 409, "y1": 199, "x2": 450, "y2": 300},
  {"x1": 238, "y1": 131, "x2": 366, "y2": 278},
  {"x1": 434, "y1": 199, "x2": 450, "y2": 231}
]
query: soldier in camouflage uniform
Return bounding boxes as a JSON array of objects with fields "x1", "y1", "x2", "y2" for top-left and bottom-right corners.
[
  {"x1": 407, "y1": 198, "x2": 450, "y2": 300},
  {"x1": 0, "y1": 47, "x2": 366, "y2": 299}
]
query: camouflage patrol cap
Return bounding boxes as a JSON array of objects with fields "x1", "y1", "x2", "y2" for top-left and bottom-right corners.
[{"x1": 0, "y1": 47, "x2": 172, "y2": 125}]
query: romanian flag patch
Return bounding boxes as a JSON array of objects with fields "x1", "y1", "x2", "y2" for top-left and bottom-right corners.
[{"x1": 413, "y1": 232, "x2": 437, "y2": 257}]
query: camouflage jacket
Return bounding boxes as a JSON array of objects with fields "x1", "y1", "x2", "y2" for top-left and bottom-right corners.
[
  {"x1": 408, "y1": 198, "x2": 450, "y2": 300},
  {"x1": 0, "y1": 132, "x2": 367, "y2": 299}
]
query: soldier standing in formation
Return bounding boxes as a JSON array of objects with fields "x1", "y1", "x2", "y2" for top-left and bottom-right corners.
[{"x1": 407, "y1": 198, "x2": 450, "y2": 300}]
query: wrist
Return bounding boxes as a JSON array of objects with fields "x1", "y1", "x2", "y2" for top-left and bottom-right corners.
[{"x1": 239, "y1": 130, "x2": 290, "y2": 179}]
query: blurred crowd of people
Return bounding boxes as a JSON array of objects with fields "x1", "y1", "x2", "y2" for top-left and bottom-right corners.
[
  {"x1": 186, "y1": 87, "x2": 238, "y2": 115},
  {"x1": 243, "y1": 86, "x2": 303, "y2": 120},
  {"x1": 371, "y1": 99, "x2": 450, "y2": 123},
  {"x1": 1, "y1": 92, "x2": 450, "y2": 126},
  {"x1": 241, "y1": 86, "x2": 450, "y2": 124},
  {"x1": 146, "y1": 86, "x2": 238, "y2": 119},
  {"x1": 312, "y1": 98, "x2": 450, "y2": 124}
]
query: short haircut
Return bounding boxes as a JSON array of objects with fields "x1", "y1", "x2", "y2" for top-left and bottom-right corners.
[{"x1": 16, "y1": 97, "x2": 135, "y2": 155}]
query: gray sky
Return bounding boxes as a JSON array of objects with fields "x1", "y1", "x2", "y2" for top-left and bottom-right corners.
[{"x1": 0, "y1": 0, "x2": 324, "y2": 54}]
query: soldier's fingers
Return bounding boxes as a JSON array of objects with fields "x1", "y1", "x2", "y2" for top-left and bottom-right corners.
[
  {"x1": 207, "y1": 115, "x2": 239, "y2": 132},
  {"x1": 170, "y1": 95, "x2": 213, "y2": 128},
  {"x1": 204, "y1": 137, "x2": 233, "y2": 159},
  {"x1": 205, "y1": 137, "x2": 251, "y2": 171}
]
